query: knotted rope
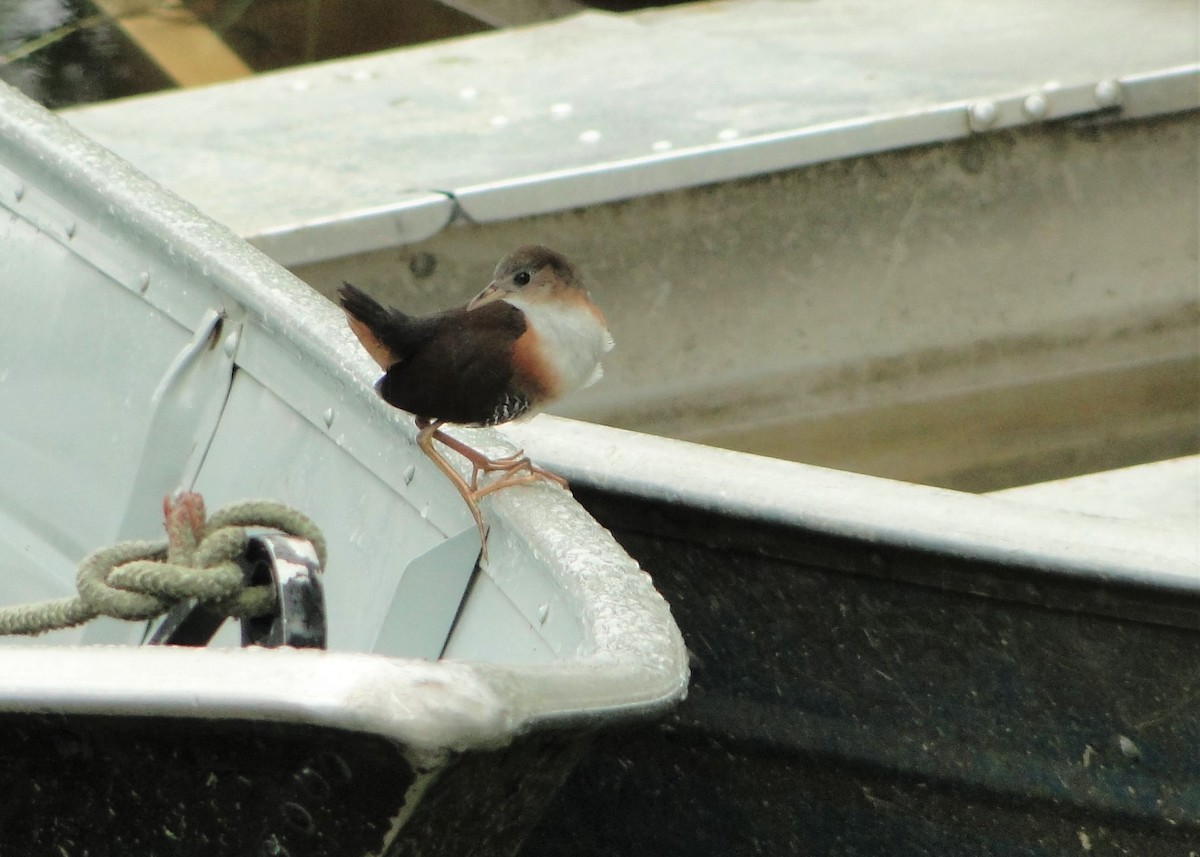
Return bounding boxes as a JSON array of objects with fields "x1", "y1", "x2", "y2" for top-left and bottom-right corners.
[{"x1": 0, "y1": 492, "x2": 326, "y2": 637}]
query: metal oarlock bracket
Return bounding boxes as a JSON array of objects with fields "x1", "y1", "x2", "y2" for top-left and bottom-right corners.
[
  {"x1": 148, "y1": 534, "x2": 327, "y2": 649},
  {"x1": 239, "y1": 534, "x2": 327, "y2": 648}
]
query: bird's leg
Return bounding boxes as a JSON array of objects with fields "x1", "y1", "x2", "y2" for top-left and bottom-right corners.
[
  {"x1": 429, "y1": 428, "x2": 568, "y2": 494},
  {"x1": 415, "y1": 419, "x2": 489, "y2": 557}
]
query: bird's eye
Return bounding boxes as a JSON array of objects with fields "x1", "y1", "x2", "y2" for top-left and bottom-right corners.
[{"x1": 513, "y1": 271, "x2": 531, "y2": 286}]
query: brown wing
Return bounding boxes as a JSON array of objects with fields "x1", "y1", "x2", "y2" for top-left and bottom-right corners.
[{"x1": 377, "y1": 302, "x2": 528, "y2": 425}]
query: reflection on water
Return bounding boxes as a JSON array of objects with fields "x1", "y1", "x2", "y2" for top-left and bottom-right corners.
[
  {"x1": 0, "y1": 0, "x2": 169, "y2": 107},
  {"x1": 187, "y1": 0, "x2": 489, "y2": 73},
  {"x1": 0, "y1": 0, "x2": 676, "y2": 109},
  {"x1": 0, "y1": 0, "x2": 491, "y2": 108}
]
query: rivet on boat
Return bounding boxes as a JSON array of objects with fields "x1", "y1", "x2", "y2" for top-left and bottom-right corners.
[
  {"x1": 968, "y1": 100, "x2": 998, "y2": 130},
  {"x1": 550, "y1": 102, "x2": 573, "y2": 119},
  {"x1": 13, "y1": 183, "x2": 24, "y2": 202},
  {"x1": 579, "y1": 129, "x2": 601, "y2": 144},
  {"x1": 1022, "y1": 93, "x2": 1048, "y2": 120},
  {"x1": 717, "y1": 128, "x2": 740, "y2": 141},
  {"x1": 537, "y1": 603, "x2": 550, "y2": 624},
  {"x1": 323, "y1": 407, "x2": 335, "y2": 428},
  {"x1": 64, "y1": 221, "x2": 76, "y2": 239},
  {"x1": 1094, "y1": 79, "x2": 1123, "y2": 108},
  {"x1": 137, "y1": 271, "x2": 150, "y2": 293},
  {"x1": 403, "y1": 464, "x2": 416, "y2": 485},
  {"x1": 222, "y1": 330, "x2": 240, "y2": 358}
]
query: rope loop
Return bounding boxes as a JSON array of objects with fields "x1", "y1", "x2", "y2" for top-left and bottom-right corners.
[{"x1": 0, "y1": 493, "x2": 325, "y2": 637}]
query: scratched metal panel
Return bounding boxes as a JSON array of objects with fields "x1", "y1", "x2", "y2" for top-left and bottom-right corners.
[
  {"x1": 0, "y1": 218, "x2": 182, "y2": 551},
  {"x1": 0, "y1": 165, "x2": 238, "y2": 648},
  {"x1": 60, "y1": 0, "x2": 1199, "y2": 265}
]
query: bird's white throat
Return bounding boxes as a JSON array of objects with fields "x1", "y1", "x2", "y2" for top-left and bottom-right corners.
[{"x1": 507, "y1": 295, "x2": 613, "y2": 393}]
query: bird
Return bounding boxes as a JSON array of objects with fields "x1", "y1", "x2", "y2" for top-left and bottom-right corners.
[{"x1": 339, "y1": 245, "x2": 613, "y2": 556}]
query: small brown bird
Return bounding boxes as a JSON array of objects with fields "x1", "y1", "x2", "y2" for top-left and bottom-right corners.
[{"x1": 339, "y1": 246, "x2": 612, "y2": 553}]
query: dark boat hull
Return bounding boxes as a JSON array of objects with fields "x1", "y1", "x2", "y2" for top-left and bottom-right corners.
[{"x1": 505, "y1": 427, "x2": 1200, "y2": 856}]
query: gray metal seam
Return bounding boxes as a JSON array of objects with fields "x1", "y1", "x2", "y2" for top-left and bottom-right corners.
[
  {"x1": 240, "y1": 65, "x2": 1200, "y2": 264},
  {"x1": 246, "y1": 192, "x2": 457, "y2": 268},
  {"x1": 451, "y1": 66, "x2": 1200, "y2": 225}
]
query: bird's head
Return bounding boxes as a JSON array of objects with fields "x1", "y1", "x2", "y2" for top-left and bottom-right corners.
[{"x1": 467, "y1": 245, "x2": 586, "y2": 311}]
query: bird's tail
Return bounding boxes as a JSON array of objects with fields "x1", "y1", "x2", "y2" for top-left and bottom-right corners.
[
  {"x1": 338, "y1": 282, "x2": 394, "y2": 329},
  {"x1": 339, "y1": 282, "x2": 406, "y2": 370}
]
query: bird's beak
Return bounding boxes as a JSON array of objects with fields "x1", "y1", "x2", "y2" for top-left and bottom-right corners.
[{"x1": 466, "y1": 282, "x2": 506, "y2": 311}]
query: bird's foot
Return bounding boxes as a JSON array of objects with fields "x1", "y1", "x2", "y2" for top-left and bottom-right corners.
[
  {"x1": 470, "y1": 453, "x2": 568, "y2": 497},
  {"x1": 425, "y1": 425, "x2": 568, "y2": 495}
]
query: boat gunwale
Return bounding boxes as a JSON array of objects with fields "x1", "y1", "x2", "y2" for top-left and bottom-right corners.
[{"x1": 503, "y1": 417, "x2": 1200, "y2": 593}]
